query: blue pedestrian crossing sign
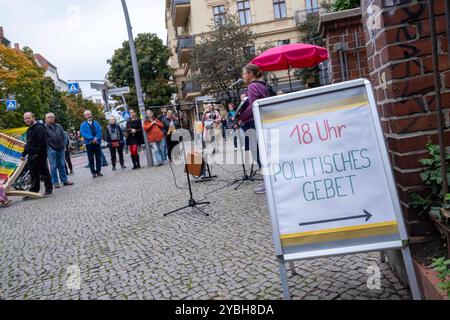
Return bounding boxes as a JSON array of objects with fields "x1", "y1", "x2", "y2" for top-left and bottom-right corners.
[
  {"x1": 68, "y1": 82, "x2": 80, "y2": 94},
  {"x1": 6, "y1": 100, "x2": 17, "y2": 111}
]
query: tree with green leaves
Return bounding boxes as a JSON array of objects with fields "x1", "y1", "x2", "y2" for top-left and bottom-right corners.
[
  {"x1": 0, "y1": 45, "x2": 71, "y2": 129},
  {"x1": 294, "y1": 13, "x2": 326, "y2": 88},
  {"x1": 107, "y1": 33, "x2": 175, "y2": 110},
  {"x1": 190, "y1": 12, "x2": 255, "y2": 100},
  {"x1": 63, "y1": 94, "x2": 107, "y2": 131},
  {"x1": 332, "y1": 0, "x2": 361, "y2": 12}
]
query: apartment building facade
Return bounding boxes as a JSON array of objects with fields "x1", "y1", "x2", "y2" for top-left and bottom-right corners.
[
  {"x1": 34, "y1": 53, "x2": 68, "y2": 93},
  {"x1": 165, "y1": 0, "x2": 327, "y2": 105}
]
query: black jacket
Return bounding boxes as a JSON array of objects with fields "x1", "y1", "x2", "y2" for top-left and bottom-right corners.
[
  {"x1": 163, "y1": 118, "x2": 180, "y2": 137},
  {"x1": 126, "y1": 119, "x2": 144, "y2": 146},
  {"x1": 22, "y1": 122, "x2": 48, "y2": 157},
  {"x1": 45, "y1": 123, "x2": 66, "y2": 150}
]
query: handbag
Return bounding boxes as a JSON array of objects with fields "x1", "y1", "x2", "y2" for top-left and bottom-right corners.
[{"x1": 111, "y1": 140, "x2": 120, "y2": 148}]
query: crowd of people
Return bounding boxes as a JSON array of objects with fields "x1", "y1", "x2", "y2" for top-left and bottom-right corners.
[{"x1": 15, "y1": 63, "x2": 271, "y2": 199}]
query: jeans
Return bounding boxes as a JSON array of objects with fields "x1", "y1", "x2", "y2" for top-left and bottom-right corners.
[
  {"x1": 101, "y1": 150, "x2": 108, "y2": 166},
  {"x1": 48, "y1": 148, "x2": 68, "y2": 184},
  {"x1": 161, "y1": 137, "x2": 168, "y2": 161},
  {"x1": 151, "y1": 141, "x2": 165, "y2": 165},
  {"x1": 86, "y1": 144, "x2": 102, "y2": 175}
]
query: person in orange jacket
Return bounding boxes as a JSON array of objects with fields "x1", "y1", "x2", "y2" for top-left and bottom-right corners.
[{"x1": 143, "y1": 110, "x2": 166, "y2": 166}]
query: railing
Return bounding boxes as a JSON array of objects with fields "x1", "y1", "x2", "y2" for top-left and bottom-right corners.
[
  {"x1": 295, "y1": 7, "x2": 327, "y2": 26},
  {"x1": 172, "y1": 0, "x2": 190, "y2": 11},
  {"x1": 172, "y1": 0, "x2": 191, "y2": 27},
  {"x1": 182, "y1": 80, "x2": 202, "y2": 99},
  {"x1": 177, "y1": 36, "x2": 195, "y2": 64}
]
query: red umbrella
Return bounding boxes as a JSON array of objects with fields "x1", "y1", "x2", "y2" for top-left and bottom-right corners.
[{"x1": 251, "y1": 43, "x2": 329, "y2": 91}]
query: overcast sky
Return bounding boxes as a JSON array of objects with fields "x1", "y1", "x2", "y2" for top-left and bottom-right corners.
[{"x1": 0, "y1": 0, "x2": 167, "y2": 97}]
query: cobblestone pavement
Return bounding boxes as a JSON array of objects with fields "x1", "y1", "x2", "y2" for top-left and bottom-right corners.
[{"x1": 0, "y1": 146, "x2": 411, "y2": 300}]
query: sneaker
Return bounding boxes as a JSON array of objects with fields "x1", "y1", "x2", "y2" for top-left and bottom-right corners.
[
  {"x1": 121, "y1": 165, "x2": 127, "y2": 169},
  {"x1": 53, "y1": 184, "x2": 60, "y2": 189},
  {"x1": 92, "y1": 174, "x2": 97, "y2": 178},
  {"x1": 112, "y1": 167, "x2": 117, "y2": 171},
  {"x1": 97, "y1": 173, "x2": 104, "y2": 177},
  {"x1": 63, "y1": 181, "x2": 74, "y2": 186},
  {"x1": 44, "y1": 191, "x2": 53, "y2": 197},
  {"x1": 254, "y1": 183, "x2": 266, "y2": 194}
]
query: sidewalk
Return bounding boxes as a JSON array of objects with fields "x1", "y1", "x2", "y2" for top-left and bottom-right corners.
[{"x1": 0, "y1": 143, "x2": 411, "y2": 300}]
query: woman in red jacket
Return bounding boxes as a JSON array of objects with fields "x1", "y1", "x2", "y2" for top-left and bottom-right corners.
[{"x1": 143, "y1": 110, "x2": 166, "y2": 166}]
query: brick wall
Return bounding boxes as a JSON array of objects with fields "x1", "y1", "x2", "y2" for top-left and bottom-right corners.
[
  {"x1": 361, "y1": 0, "x2": 450, "y2": 238},
  {"x1": 320, "y1": 8, "x2": 370, "y2": 83},
  {"x1": 320, "y1": 1, "x2": 449, "y2": 238}
]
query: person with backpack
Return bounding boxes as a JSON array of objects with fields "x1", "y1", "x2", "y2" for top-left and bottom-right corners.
[
  {"x1": 105, "y1": 116, "x2": 127, "y2": 171},
  {"x1": 240, "y1": 63, "x2": 270, "y2": 194},
  {"x1": 143, "y1": 110, "x2": 166, "y2": 166}
]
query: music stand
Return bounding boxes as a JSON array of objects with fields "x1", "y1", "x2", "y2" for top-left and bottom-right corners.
[
  {"x1": 164, "y1": 136, "x2": 210, "y2": 217},
  {"x1": 230, "y1": 129, "x2": 262, "y2": 190}
]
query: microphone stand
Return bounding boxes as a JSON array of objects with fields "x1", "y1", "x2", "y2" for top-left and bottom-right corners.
[
  {"x1": 195, "y1": 110, "x2": 218, "y2": 183},
  {"x1": 227, "y1": 97, "x2": 262, "y2": 190},
  {"x1": 164, "y1": 136, "x2": 210, "y2": 217}
]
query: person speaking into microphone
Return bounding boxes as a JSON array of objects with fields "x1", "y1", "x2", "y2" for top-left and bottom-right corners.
[{"x1": 240, "y1": 64, "x2": 270, "y2": 194}]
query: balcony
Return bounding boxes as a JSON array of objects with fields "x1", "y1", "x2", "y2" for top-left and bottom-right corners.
[
  {"x1": 182, "y1": 80, "x2": 201, "y2": 101},
  {"x1": 172, "y1": 0, "x2": 191, "y2": 27},
  {"x1": 295, "y1": 7, "x2": 327, "y2": 26},
  {"x1": 177, "y1": 35, "x2": 195, "y2": 64}
]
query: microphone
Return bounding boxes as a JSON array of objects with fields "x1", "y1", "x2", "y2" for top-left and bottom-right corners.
[{"x1": 228, "y1": 79, "x2": 244, "y2": 90}]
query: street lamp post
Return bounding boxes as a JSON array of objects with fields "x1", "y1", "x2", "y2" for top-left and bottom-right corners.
[{"x1": 120, "y1": 0, "x2": 154, "y2": 167}]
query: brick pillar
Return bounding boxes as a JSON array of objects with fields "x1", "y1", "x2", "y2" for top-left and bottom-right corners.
[
  {"x1": 361, "y1": 0, "x2": 450, "y2": 238},
  {"x1": 320, "y1": 8, "x2": 369, "y2": 83}
]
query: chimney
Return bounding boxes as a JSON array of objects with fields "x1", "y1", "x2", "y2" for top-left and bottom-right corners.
[
  {"x1": 0, "y1": 27, "x2": 4, "y2": 38},
  {"x1": 14, "y1": 43, "x2": 20, "y2": 51}
]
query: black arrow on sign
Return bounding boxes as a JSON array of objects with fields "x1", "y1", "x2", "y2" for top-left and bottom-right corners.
[{"x1": 299, "y1": 210, "x2": 373, "y2": 228}]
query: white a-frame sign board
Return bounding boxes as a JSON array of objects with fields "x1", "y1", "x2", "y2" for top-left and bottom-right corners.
[{"x1": 253, "y1": 79, "x2": 421, "y2": 300}]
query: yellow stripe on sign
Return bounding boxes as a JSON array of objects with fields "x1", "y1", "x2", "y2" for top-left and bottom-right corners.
[
  {"x1": 280, "y1": 221, "x2": 399, "y2": 247},
  {"x1": 261, "y1": 95, "x2": 369, "y2": 125}
]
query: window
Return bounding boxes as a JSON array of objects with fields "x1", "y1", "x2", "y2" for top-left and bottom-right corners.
[
  {"x1": 238, "y1": 1, "x2": 251, "y2": 25},
  {"x1": 273, "y1": 0, "x2": 287, "y2": 19},
  {"x1": 276, "y1": 39, "x2": 291, "y2": 46},
  {"x1": 305, "y1": 0, "x2": 320, "y2": 13},
  {"x1": 213, "y1": 5, "x2": 226, "y2": 25}
]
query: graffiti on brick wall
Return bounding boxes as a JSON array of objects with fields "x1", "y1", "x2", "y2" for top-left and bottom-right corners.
[{"x1": 389, "y1": 2, "x2": 434, "y2": 101}]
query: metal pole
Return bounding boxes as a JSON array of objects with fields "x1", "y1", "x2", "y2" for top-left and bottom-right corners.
[
  {"x1": 428, "y1": 0, "x2": 448, "y2": 195},
  {"x1": 121, "y1": 0, "x2": 153, "y2": 167},
  {"x1": 288, "y1": 68, "x2": 293, "y2": 92}
]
